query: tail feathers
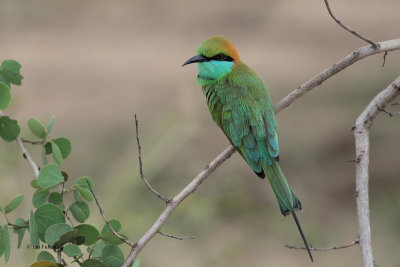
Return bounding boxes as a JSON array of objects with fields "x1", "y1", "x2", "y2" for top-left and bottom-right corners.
[{"x1": 263, "y1": 162, "x2": 313, "y2": 262}]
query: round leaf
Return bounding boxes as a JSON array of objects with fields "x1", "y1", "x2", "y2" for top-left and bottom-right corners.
[
  {"x1": 34, "y1": 203, "x2": 65, "y2": 241},
  {"x1": 102, "y1": 244, "x2": 124, "y2": 262},
  {"x1": 75, "y1": 176, "x2": 94, "y2": 189},
  {"x1": 31, "y1": 179, "x2": 40, "y2": 189},
  {"x1": 47, "y1": 116, "x2": 55, "y2": 135},
  {"x1": 29, "y1": 210, "x2": 39, "y2": 246},
  {"x1": 101, "y1": 219, "x2": 121, "y2": 234},
  {"x1": 28, "y1": 118, "x2": 47, "y2": 139},
  {"x1": 48, "y1": 192, "x2": 63, "y2": 205},
  {"x1": 52, "y1": 137, "x2": 71, "y2": 159},
  {"x1": 82, "y1": 259, "x2": 108, "y2": 267},
  {"x1": 88, "y1": 240, "x2": 106, "y2": 258},
  {"x1": 45, "y1": 223, "x2": 71, "y2": 246},
  {"x1": 0, "y1": 225, "x2": 3, "y2": 258},
  {"x1": 37, "y1": 164, "x2": 64, "y2": 189},
  {"x1": 103, "y1": 256, "x2": 123, "y2": 267},
  {"x1": 4, "y1": 194, "x2": 24, "y2": 214},
  {"x1": 76, "y1": 186, "x2": 93, "y2": 202},
  {"x1": 30, "y1": 261, "x2": 58, "y2": 267},
  {"x1": 53, "y1": 229, "x2": 78, "y2": 248},
  {"x1": 37, "y1": 251, "x2": 56, "y2": 262},
  {"x1": 0, "y1": 116, "x2": 20, "y2": 141},
  {"x1": 132, "y1": 259, "x2": 141, "y2": 267},
  {"x1": 69, "y1": 203, "x2": 86, "y2": 223},
  {"x1": 74, "y1": 224, "x2": 99, "y2": 245},
  {"x1": 32, "y1": 189, "x2": 49, "y2": 208},
  {"x1": 0, "y1": 82, "x2": 11, "y2": 109},
  {"x1": 0, "y1": 59, "x2": 23, "y2": 85},
  {"x1": 63, "y1": 243, "x2": 82, "y2": 257},
  {"x1": 100, "y1": 232, "x2": 127, "y2": 245},
  {"x1": 51, "y1": 141, "x2": 63, "y2": 166}
]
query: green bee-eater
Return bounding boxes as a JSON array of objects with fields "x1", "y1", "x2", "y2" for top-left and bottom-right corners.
[{"x1": 183, "y1": 36, "x2": 313, "y2": 261}]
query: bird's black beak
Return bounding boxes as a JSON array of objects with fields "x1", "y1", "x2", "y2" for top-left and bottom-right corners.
[{"x1": 182, "y1": 54, "x2": 207, "y2": 67}]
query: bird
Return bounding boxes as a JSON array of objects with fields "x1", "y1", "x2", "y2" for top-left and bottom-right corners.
[{"x1": 182, "y1": 36, "x2": 313, "y2": 261}]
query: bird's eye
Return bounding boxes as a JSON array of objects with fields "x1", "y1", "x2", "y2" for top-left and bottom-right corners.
[{"x1": 216, "y1": 53, "x2": 225, "y2": 60}]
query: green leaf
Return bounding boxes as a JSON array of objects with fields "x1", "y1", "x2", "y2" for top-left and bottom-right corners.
[
  {"x1": 63, "y1": 243, "x2": 82, "y2": 257},
  {"x1": 74, "y1": 190, "x2": 82, "y2": 202},
  {"x1": 47, "y1": 116, "x2": 55, "y2": 135},
  {"x1": 51, "y1": 142, "x2": 63, "y2": 166},
  {"x1": 77, "y1": 186, "x2": 93, "y2": 202},
  {"x1": 44, "y1": 223, "x2": 71, "y2": 246},
  {"x1": 29, "y1": 210, "x2": 40, "y2": 246},
  {"x1": 0, "y1": 116, "x2": 20, "y2": 141},
  {"x1": 0, "y1": 82, "x2": 11, "y2": 109},
  {"x1": 53, "y1": 229, "x2": 78, "y2": 248},
  {"x1": 131, "y1": 259, "x2": 141, "y2": 267},
  {"x1": 74, "y1": 224, "x2": 99, "y2": 246},
  {"x1": 52, "y1": 137, "x2": 71, "y2": 159},
  {"x1": 4, "y1": 194, "x2": 24, "y2": 214},
  {"x1": 3, "y1": 224, "x2": 11, "y2": 262},
  {"x1": 32, "y1": 189, "x2": 49, "y2": 208},
  {"x1": 37, "y1": 164, "x2": 64, "y2": 189},
  {"x1": 13, "y1": 218, "x2": 27, "y2": 248},
  {"x1": 44, "y1": 142, "x2": 52, "y2": 155},
  {"x1": 100, "y1": 232, "x2": 127, "y2": 245},
  {"x1": 28, "y1": 118, "x2": 47, "y2": 139},
  {"x1": 30, "y1": 261, "x2": 58, "y2": 267},
  {"x1": 0, "y1": 59, "x2": 23, "y2": 85},
  {"x1": 82, "y1": 258, "x2": 108, "y2": 267},
  {"x1": 0, "y1": 225, "x2": 3, "y2": 258},
  {"x1": 0, "y1": 205, "x2": 3, "y2": 212},
  {"x1": 103, "y1": 256, "x2": 123, "y2": 267},
  {"x1": 37, "y1": 251, "x2": 56, "y2": 262},
  {"x1": 69, "y1": 203, "x2": 86, "y2": 223},
  {"x1": 61, "y1": 171, "x2": 68, "y2": 182},
  {"x1": 71, "y1": 235, "x2": 85, "y2": 246},
  {"x1": 89, "y1": 240, "x2": 106, "y2": 258},
  {"x1": 102, "y1": 244, "x2": 124, "y2": 262},
  {"x1": 101, "y1": 219, "x2": 121, "y2": 234},
  {"x1": 31, "y1": 180, "x2": 40, "y2": 189},
  {"x1": 75, "y1": 176, "x2": 94, "y2": 189},
  {"x1": 0, "y1": 74, "x2": 10, "y2": 87},
  {"x1": 34, "y1": 203, "x2": 65, "y2": 241},
  {"x1": 48, "y1": 192, "x2": 63, "y2": 205}
]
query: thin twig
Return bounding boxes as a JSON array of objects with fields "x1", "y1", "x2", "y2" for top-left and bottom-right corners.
[
  {"x1": 122, "y1": 39, "x2": 400, "y2": 267},
  {"x1": 353, "y1": 76, "x2": 400, "y2": 267},
  {"x1": 57, "y1": 249, "x2": 62, "y2": 265},
  {"x1": 134, "y1": 114, "x2": 170, "y2": 203},
  {"x1": 21, "y1": 138, "x2": 44, "y2": 145},
  {"x1": 285, "y1": 239, "x2": 359, "y2": 251},
  {"x1": 376, "y1": 104, "x2": 400, "y2": 117},
  {"x1": 0, "y1": 110, "x2": 41, "y2": 178},
  {"x1": 323, "y1": 0, "x2": 379, "y2": 48},
  {"x1": 86, "y1": 180, "x2": 135, "y2": 247},
  {"x1": 391, "y1": 102, "x2": 400, "y2": 106},
  {"x1": 158, "y1": 231, "x2": 194, "y2": 240}
]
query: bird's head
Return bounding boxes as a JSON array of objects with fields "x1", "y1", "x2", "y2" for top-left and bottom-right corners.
[{"x1": 182, "y1": 36, "x2": 240, "y2": 80}]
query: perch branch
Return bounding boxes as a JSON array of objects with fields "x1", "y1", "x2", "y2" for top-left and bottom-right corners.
[
  {"x1": 123, "y1": 39, "x2": 400, "y2": 266},
  {"x1": 135, "y1": 114, "x2": 170, "y2": 203},
  {"x1": 323, "y1": 0, "x2": 378, "y2": 48},
  {"x1": 285, "y1": 239, "x2": 359, "y2": 251},
  {"x1": 86, "y1": 180, "x2": 135, "y2": 247},
  {"x1": 375, "y1": 104, "x2": 400, "y2": 117},
  {"x1": 352, "y1": 76, "x2": 400, "y2": 267},
  {"x1": 0, "y1": 110, "x2": 40, "y2": 178}
]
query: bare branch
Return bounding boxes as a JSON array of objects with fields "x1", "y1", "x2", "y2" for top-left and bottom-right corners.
[
  {"x1": 382, "y1": 52, "x2": 388, "y2": 68},
  {"x1": 353, "y1": 76, "x2": 400, "y2": 267},
  {"x1": 285, "y1": 239, "x2": 359, "y2": 251},
  {"x1": 323, "y1": 0, "x2": 378, "y2": 48},
  {"x1": 122, "y1": 39, "x2": 400, "y2": 266},
  {"x1": 0, "y1": 110, "x2": 41, "y2": 178},
  {"x1": 275, "y1": 38, "x2": 400, "y2": 113},
  {"x1": 135, "y1": 114, "x2": 170, "y2": 203},
  {"x1": 158, "y1": 231, "x2": 194, "y2": 240},
  {"x1": 86, "y1": 180, "x2": 135, "y2": 247}
]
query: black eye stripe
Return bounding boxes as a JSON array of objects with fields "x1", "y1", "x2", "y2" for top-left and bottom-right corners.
[{"x1": 207, "y1": 53, "x2": 234, "y2": 62}]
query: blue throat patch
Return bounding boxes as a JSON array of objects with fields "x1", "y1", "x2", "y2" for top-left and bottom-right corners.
[{"x1": 197, "y1": 60, "x2": 234, "y2": 80}]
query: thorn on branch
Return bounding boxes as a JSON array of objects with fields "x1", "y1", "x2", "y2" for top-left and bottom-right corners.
[
  {"x1": 285, "y1": 239, "x2": 359, "y2": 251},
  {"x1": 323, "y1": 0, "x2": 378, "y2": 48},
  {"x1": 344, "y1": 158, "x2": 360, "y2": 163},
  {"x1": 86, "y1": 179, "x2": 135, "y2": 247},
  {"x1": 382, "y1": 52, "x2": 388, "y2": 68},
  {"x1": 134, "y1": 114, "x2": 170, "y2": 204},
  {"x1": 158, "y1": 230, "x2": 194, "y2": 240}
]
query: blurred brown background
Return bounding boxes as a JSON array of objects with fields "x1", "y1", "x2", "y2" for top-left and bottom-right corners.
[{"x1": 1, "y1": 0, "x2": 400, "y2": 266}]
